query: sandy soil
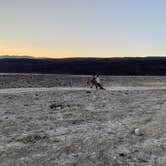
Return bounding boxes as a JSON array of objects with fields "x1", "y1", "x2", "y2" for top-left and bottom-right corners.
[{"x1": 0, "y1": 74, "x2": 166, "y2": 166}]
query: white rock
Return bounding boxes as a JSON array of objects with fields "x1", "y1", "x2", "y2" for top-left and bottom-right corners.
[{"x1": 134, "y1": 128, "x2": 141, "y2": 136}]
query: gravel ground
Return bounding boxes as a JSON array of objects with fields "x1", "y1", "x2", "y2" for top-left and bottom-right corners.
[{"x1": 0, "y1": 81, "x2": 166, "y2": 165}]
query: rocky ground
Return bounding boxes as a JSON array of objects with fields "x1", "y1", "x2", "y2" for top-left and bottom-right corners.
[{"x1": 0, "y1": 75, "x2": 166, "y2": 166}]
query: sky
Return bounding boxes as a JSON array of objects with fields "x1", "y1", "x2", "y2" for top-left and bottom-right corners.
[{"x1": 0, "y1": 0, "x2": 166, "y2": 58}]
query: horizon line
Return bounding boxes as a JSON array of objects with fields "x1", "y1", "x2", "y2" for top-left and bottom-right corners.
[{"x1": 1, "y1": 55, "x2": 166, "y2": 59}]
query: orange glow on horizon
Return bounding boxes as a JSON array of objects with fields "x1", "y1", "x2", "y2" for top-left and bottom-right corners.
[{"x1": 1, "y1": 42, "x2": 166, "y2": 58}]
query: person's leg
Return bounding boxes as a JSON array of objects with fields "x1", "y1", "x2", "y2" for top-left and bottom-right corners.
[
  {"x1": 100, "y1": 84, "x2": 105, "y2": 90},
  {"x1": 96, "y1": 83, "x2": 100, "y2": 90},
  {"x1": 98, "y1": 83, "x2": 105, "y2": 90}
]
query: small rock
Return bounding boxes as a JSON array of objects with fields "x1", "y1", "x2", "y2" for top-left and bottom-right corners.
[
  {"x1": 8, "y1": 96, "x2": 13, "y2": 99},
  {"x1": 49, "y1": 104, "x2": 63, "y2": 110},
  {"x1": 119, "y1": 152, "x2": 125, "y2": 157},
  {"x1": 134, "y1": 128, "x2": 143, "y2": 136}
]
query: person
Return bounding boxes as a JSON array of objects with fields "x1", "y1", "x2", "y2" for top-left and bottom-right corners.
[
  {"x1": 95, "y1": 75, "x2": 105, "y2": 90},
  {"x1": 87, "y1": 75, "x2": 105, "y2": 90}
]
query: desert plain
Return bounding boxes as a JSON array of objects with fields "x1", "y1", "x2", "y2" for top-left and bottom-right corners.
[{"x1": 0, "y1": 74, "x2": 166, "y2": 166}]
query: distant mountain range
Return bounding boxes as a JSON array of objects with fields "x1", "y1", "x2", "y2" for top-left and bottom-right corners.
[
  {"x1": 0, "y1": 55, "x2": 47, "y2": 59},
  {"x1": 1, "y1": 55, "x2": 166, "y2": 75}
]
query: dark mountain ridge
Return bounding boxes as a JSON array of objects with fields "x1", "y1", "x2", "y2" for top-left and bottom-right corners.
[{"x1": 0, "y1": 56, "x2": 166, "y2": 75}]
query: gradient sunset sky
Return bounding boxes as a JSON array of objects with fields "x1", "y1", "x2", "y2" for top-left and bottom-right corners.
[{"x1": 0, "y1": 0, "x2": 166, "y2": 58}]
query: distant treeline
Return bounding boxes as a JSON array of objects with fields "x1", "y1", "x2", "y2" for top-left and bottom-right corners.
[{"x1": 1, "y1": 57, "x2": 166, "y2": 75}]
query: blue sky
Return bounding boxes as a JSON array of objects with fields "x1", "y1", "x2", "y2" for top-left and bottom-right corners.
[{"x1": 0, "y1": 0, "x2": 166, "y2": 58}]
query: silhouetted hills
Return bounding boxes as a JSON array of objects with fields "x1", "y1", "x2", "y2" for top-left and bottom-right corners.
[
  {"x1": 0, "y1": 56, "x2": 166, "y2": 75},
  {"x1": 0, "y1": 55, "x2": 47, "y2": 59}
]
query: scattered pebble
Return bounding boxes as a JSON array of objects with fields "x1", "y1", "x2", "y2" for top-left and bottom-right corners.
[{"x1": 134, "y1": 128, "x2": 143, "y2": 136}]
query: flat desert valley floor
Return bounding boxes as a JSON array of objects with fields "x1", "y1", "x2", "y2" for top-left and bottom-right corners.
[{"x1": 0, "y1": 74, "x2": 166, "y2": 166}]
